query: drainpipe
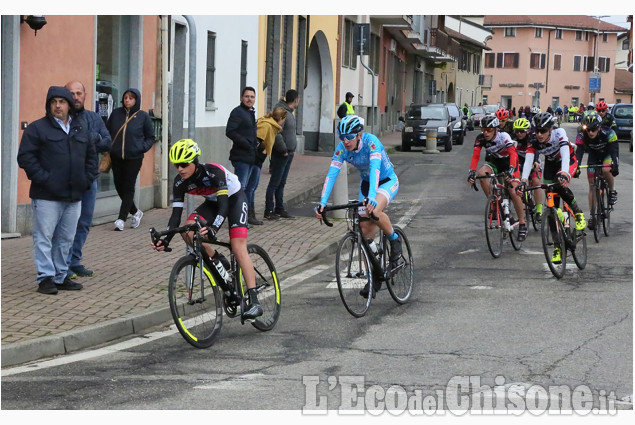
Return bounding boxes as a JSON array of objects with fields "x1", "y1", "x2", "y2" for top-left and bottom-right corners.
[
  {"x1": 183, "y1": 15, "x2": 197, "y2": 214},
  {"x1": 160, "y1": 16, "x2": 169, "y2": 208}
]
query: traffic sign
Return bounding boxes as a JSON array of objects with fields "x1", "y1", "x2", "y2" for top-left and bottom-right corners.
[{"x1": 589, "y1": 72, "x2": 601, "y2": 92}]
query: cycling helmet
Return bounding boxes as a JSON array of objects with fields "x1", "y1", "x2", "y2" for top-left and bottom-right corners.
[
  {"x1": 513, "y1": 118, "x2": 531, "y2": 130},
  {"x1": 595, "y1": 100, "x2": 608, "y2": 111},
  {"x1": 530, "y1": 106, "x2": 540, "y2": 114},
  {"x1": 495, "y1": 107, "x2": 509, "y2": 120},
  {"x1": 532, "y1": 112, "x2": 556, "y2": 130},
  {"x1": 338, "y1": 115, "x2": 364, "y2": 136},
  {"x1": 169, "y1": 139, "x2": 201, "y2": 164},
  {"x1": 480, "y1": 115, "x2": 500, "y2": 128},
  {"x1": 581, "y1": 111, "x2": 602, "y2": 130}
]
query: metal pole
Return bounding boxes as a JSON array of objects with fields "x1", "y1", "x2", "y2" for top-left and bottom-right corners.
[
  {"x1": 358, "y1": 25, "x2": 376, "y2": 135},
  {"x1": 183, "y1": 15, "x2": 197, "y2": 238},
  {"x1": 160, "y1": 16, "x2": 169, "y2": 208}
]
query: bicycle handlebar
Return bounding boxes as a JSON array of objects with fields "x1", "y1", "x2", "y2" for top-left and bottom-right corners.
[
  {"x1": 578, "y1": 164, "x2": 611, "y2": 169},
  {"x1": 149, "y1": 215, "x2": 216, "y2": 252},
  {"x1": 471, "y1": 172, "x2": 507, "y2": 192},
  {"x1": 319, "y1": 199, "x2": 379, "y2": 227}
]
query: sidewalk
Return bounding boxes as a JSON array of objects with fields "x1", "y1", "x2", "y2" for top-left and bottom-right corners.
[{"x1": 0, "y1": 131, "x2": 403, "y2": 367}]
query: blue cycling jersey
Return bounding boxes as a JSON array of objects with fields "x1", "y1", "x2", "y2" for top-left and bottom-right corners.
[{"x1": 320, "y1": 133, "x2": 396, "y2": 206}]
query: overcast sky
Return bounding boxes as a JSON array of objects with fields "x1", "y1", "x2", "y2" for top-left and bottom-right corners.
[{"x1": 600, "y1": 15, "x2": 631, "y2": 29}]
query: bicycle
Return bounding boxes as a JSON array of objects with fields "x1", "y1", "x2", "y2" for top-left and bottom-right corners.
[
  {"x1": 319, "y1": 200, "x2": 413, "y2": 318},
  {"x1": 579, "y1": 164, "x2": 612, "y2": 243},
  {"x1": 521, "y1": 184, "x2": 539, "y2": 231},
  {"x1": 149, "y1": 215, "x2": 281, "y2": 348},
  {"x1": 473, "y1": 172, "x2": 522, "y2": 258},
  {"x1": 524, "y1": 184, "x2": 587, "y2": 279}
]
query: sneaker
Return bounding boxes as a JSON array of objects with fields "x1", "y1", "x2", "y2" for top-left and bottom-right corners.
[
  {"x1": 66, "y1": 270, "x2": 78, "y2": 280},
  {"x1": 551, "y1": 247, "x2": 562, "y2": 264},
  {"x1": 517, "y1": 223, "x2": 528, "y2": 242},
  {"x1": 274, "y1": 209, "x2": 295, "y2": 219},
  {"x1": 248, "y1": 215, "x2": 263, "y2": 225},
  {"x1": 587, "y1": 217, "x2": 595, "y2": 230},
  {"x1": 70, "y1": 264, "x2": 93, "y2": 277},
  {"x1": 114, "y1": 219, "x2": 125, "y2": 231},
  {"x1": 130, "y1": 209, "x2": 144, "y2": 228},
  {"x1": 574, "y1": 212, "x2": 586, "y2": 231},
  {"x1": 37, "y1": 277, "x2": 58, "y2": 295},
  {"x1": 57, "y1": 277, "x2": 83, "y2": 291},
  {"x1": 263, "y1": 210, "x2": 280, "y2": 220},
  {"x1": 609, "y1": 190, "x2": 617, "y2": 205},
  {"x1": 241, "y1": 302, "x2": 263, "y2": 320}
]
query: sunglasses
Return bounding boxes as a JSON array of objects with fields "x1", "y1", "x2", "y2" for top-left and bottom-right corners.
[
  {"x1": 174, "y1": 163, "x2": 191, "y2": 169},
  {"x1": 339, "y1": 133, "x2": 358, "y2": 142},
  {"x1": 515, "y1": 130, "x2": 527, "y2": 134},
  {"x1": 535, "y1": 128, "x2": 550, "y2": 134}
]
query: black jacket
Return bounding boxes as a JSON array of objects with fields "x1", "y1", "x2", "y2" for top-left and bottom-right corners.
[
  {"x1": 17, "y1": 86, "x2": 98, "y2": 202},
  {"x1": 226, "y1": 103, "x2": 257, "y2": 164},
  {"x1": 106, "y1": 88, "x2": 155, "y2": 160}
]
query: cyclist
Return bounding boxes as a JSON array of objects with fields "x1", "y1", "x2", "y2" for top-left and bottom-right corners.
[
  {"x1": 574, "y1": 111, "x2": 619, "y2": 229},
  {"x1": 555, "y1": 105, "x2": 563, "y2": 124},
  {"x1": 315, "y1": 115, "x2": 401, "y2": 297},
  {"x1": 151, "y1": 139, "x2": 263, "y2": 320},
  {"x1": 467, "y1": 115, "x2": 528, "y2": 241},
  {"x1": 512, "y1": 117, "x2": 543, "y2": 220},
  {"x1": 495, "y1": 107, "x2": 514, "y2": 134},
  {"x1": 516, "y1": 112, "x2": 586, "y2": 264},
  {"x1": 595, "y1": 100, "x2": 617, "y2": 131}
]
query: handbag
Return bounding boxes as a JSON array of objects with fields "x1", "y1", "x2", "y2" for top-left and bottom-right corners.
[{"x1": 98, "y1": 152, "x2": 112, "y2": 173}]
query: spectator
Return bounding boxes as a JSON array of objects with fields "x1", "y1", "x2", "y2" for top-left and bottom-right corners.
[
  {"x1": 395, "y1": 116, "x2": 405, "y2": 132},
  {"x1": 270, "y1": 89, "x2": 300, "y2": 219},
  {"x1": 106, "y1": 88, "x2": 155, "y2": 231},
  {"x1": 64, "y1": 81, "x2": 112, "y2": 279},
  {"x1": 563, "y1": 105, "x2": 569, "y2": 121},
  {"x1": 226, "y1": 87, "x2": 262, "y2": 225},
  {"x1": 524, "y1": 105, "x2": 531, "y2": 118},
  {"x1": 546, "y1": 105, "x2": 554, "y2": 115},
  {"x1": 256, "y1": 106, "x2": 287, "y2": 220},
  {"x1": 17, "y1": 86, "x2": 98, "y2": 294},
  {"x1": 337, "y1": 92, "x2": 355, "y2": 119}
]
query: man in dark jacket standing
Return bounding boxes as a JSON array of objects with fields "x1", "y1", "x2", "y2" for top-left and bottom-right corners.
[
  {"x1": 64, "y1": 81, "x2": 112, "y2": 279},
  {"x1": 226, "y1": 86, "x2": 262, "y2": 225},
  {"x1": 17, "y1": 86, "x2": 98, "y2": 295}
]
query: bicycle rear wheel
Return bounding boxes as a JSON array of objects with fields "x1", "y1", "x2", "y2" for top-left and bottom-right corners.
[
  {"x1": 485, "y1": 195, "x2": 503, "y2": 258},
  {"x1": 526, "y1": 192, "x2": 539, "y2": 231},
  {"x1": 168, "y1": 255, "x2": 223, "y2": 348},
  {"x1": 593, "y1": 186, "x2": 602, "y2": 243},
  {"x1": 600, "y1": 183, "x2": 611, "y2": 237},
  {"x1": 336, "y1": 233, "x2": 372, "y2": 317},
  {"x1": 541, "y1": 208, "x2": 566, "y2": 279},
  {"x1": 509, "y1": 200, "x2": 522, "y2": 251},
  {"x1": 237, "y1": 244, "x2": 281, "y2": 331},
  {"x1": 571, "y1": 226, "x2": 587, "y2": 270},
  {"x1": 386, "y1": 227, "x2": 413, "y2": 304}
]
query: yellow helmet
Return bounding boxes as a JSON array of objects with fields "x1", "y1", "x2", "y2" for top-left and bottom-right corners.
[{"x1": 169, "y1": 139, "x2": 201, "y2": 164}]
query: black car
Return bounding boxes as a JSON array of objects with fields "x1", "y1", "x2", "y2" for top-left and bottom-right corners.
[
  {"x1": 445, "y1": 102, "x2": 467, "y2": 145},
  {"x1": 401, "y1": 104, "x2": 456, "y2": 152},
  {"x1": 611, "y1": 103, "x2": 633, "y2": 143}
]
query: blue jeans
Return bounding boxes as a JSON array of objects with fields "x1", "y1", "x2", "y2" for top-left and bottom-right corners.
[
  {"x1": 67, "y1": 179, "x2": 97, "y2": 267},
  {"x1": 265, "y1": 153, "x2": 293, "y2": 212},
  {"x1": 232, "y1": 161, "x2": 261, "y2": 207},
  {"x1": 31, "y1": 199, "x2": 81, "y2": 284}
]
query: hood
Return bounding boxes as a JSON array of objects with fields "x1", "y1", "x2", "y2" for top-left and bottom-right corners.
[
  {"x1": 121, "y1": 88, "x2": 142, "y2": 113},
  {"x1": 45, "y1": 86, "x2": 75, "y2": 116},
  {"x1": 258, "y1": 116, "x2": 282, "y2": 131}
]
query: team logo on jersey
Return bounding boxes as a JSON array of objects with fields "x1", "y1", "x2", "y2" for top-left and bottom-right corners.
[
  {"x1": 335, "y1": 149, "x2": 343, "y2": 156},
  {"x1": 201, "y1": 176, "x2": 212, "y2": 187},
  {"x1": 370, "y1": 143, "x2": 377, "y2": 150}
]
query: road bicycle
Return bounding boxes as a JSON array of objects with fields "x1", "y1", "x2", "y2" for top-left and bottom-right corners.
[
  {"x1": 319, "y1": 200, "x2": 413, "y2": 318},
  {"x1": 524, "y1": 184, "x2": 587, "y2": 279},
  {"x1": 579, "y1": 164, "x2": 612, "y2": 243},
  {"x1": 473, "y1": 172, "x2": 522, "y2": 258},
  {"x1": 521, "y1": 184, "x2": 540, "y2": 231},
  {"x1": 150, "y1": 215, "x2": 281, "y2": 348}
]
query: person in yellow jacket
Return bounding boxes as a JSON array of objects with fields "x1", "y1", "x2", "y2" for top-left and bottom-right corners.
[
  {"x1": 337, "y1": 92, "x2": 355, "y2": 119},
  {"x1": 256, "y1": 107, "x2": 288, "y2": 220}
]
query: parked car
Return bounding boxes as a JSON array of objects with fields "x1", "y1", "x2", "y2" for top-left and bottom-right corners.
[
  {"x1": 610, "y1": 103, "x2": 633, "y2": 143},
  {"x1": 469, "y1": 104, "x2": 499, "y2": 128},
  {"x1": 445, "y1": 102, "x2": 467, "y2": 145},
  {"x1": 402, "y1": 104, "x2": 455, "y2": 152}
]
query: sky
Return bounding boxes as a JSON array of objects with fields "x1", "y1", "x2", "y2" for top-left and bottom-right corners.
[{"x1": 600, "y1": 15, "x2": 631, "y2": 30}]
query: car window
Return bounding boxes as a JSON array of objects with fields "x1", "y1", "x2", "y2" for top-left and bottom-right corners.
[
  {"x1": 613, "y1": 106, "x2": 633, "y2": 119},
  {"x1": 471, "y1": 107, "x2": 485, "y2": 114},
  {"x1": 407, "y1": 106, "x2": 447, "y2": 120},
  {"x1": 484, "y1": 105, "x2": 498, "y2": 114},
  {"x1": 446, "y1": 105, "x2": 459, "y2": 118}
]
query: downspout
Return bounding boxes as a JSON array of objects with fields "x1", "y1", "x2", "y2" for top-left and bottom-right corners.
[
  {"x1": 183, "y1": 15, "x2": 197, "y2": 213},
  {"x1": 160, "y1": 16, "x2": 169, "y2": 208},
  {"x1": 545, "y1": 29, "x2": 552, "y2": 95}
]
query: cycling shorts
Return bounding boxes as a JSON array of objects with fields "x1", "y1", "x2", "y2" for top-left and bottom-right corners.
[
  {"x1": 585, "y1": 152, "x2": 612, "y2": 178},
  {"x1": 543, "y1": 156, "x2": 577, "y2": 183},
  {"x1": 357, "y1": 176, "x2": 399, "y2": 215},
  {"x1": 484, "y1": 155, "x2": 520, "y2": 179},
  {"x1": 188, "y1": 190, "x2": 249, "y2": 239}
]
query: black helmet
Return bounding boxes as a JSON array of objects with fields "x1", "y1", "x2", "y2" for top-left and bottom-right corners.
[
  {"x1": 480, "y1": 115, "x2": 499, "y2": 128},
  {"x1": 532, "y1": 112, "x2": 556, "y2": 130},
  {"x1": 582, "y1": 111, "x2": 602, "y2": 130}
]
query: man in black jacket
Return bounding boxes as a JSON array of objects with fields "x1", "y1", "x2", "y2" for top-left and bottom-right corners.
[
  {"x1": 226, "y1": 86, "x2": 262, "y2": 225},
  {"x1": 17, "y1": 86, "x2": 99, "y2": 295}
]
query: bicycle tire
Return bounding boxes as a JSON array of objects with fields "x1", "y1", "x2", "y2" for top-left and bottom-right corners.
[
  {"x1": 593, "y1": 185, "x2": 602, "y2": 243},
  {"x1": 335, "y1": 232, "x2": 372, "y2": 317},
  {"x1": 600, "y1": 182, "x2": 611, "y2": 237},
  {"x1": 509, "y1": 199, "x2": 522, "y2": 251},
  {"x1": 541, "y1": 208, "x2": 566, "y2": 279},
  {"x1": 526, "y1": 192, "x2": 539, "y2": 231},
  {"x1": 386, "y1": 227, "x2": 414, "y2": 304},
  {"x1": 571, "y1": 225, "x2": 587, "y2": 270},
  {"x1": 236, "y1": 244, "x2": 281, "y2": 331},
  {"x1": 168, "y1": 255, "x2": 223, "y2": 348},
  {"x1": 485, "y1": 195, "x2": 503, "y2": 258}
]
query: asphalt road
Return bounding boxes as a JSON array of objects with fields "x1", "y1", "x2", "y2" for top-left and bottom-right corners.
[{"x1": 1, "y1": 125, "x2": 632, "y2": 414}]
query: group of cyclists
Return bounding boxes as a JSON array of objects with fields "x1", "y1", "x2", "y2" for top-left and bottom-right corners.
[{"x1": 467, "y1": 102, "x2": 620, "y2": 262}]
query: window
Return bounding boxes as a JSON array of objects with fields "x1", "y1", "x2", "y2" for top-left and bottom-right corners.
[
  {"x1": 504, "y1": 27, "x2": 516, "y2": 37},
  {"x1": 530, "y1": 52, "x2": 546, "y2": 69},
  {"x1": 369, "y1": 33, "x2": 380, "y2": 74},
  {"x1": 553, "y1": 54, "x2": 561, "y2": 70},
  {"x1": 598, "y1": 56, "x2": 611, "y2": 73},
  {"x1": 484, "y1": 52, "x2": 495, "y2": 68},
  {"x1": 585, "y1": 32, "x2": 590, "y2": 41},
  {"x1": 240, "y1": 40, "x2": 248, "y2": 95},
  {"x1": 575, "y1": 30, "x2": 582, "y2": 41},
  {"x1": 473, "y1": 54, "x2": 481, "y2": 74},
  {"x1": 535, "y1": 28, "x2": 543, "y2": 38},
  {"x1": 571, "y1": 97, "x2": 579, "y2": 106},
  {"x1": 583, "y1": 56, "x2": 595, "y2": 72},
  {"x1": 205, "y1": 31, "x2": 216, "y2": 107},
  {"x1": 622, "y1": 38, "x2": 630, "y2": 50},
  {"x1": 496, "y1": 52, "x2": 519, "y2": 68},
  {"x1": 555, "y1": 29, "x2": 563, "y2": 39},
  {"x1": 482, "y1": 95, "x2": 488, "y2": 105},
  {"x1": 573, "y1": 55, "x2": 581, "y2": 71},
  {"x1": 342, "y1": 19, "x2": 356, "y2": 69},
  {"x1": 552, "y1": 97, "x2": 559, "y2": 108},
  {"x1": 602, "y1": 33, "x2": 608, "y2": 43}
]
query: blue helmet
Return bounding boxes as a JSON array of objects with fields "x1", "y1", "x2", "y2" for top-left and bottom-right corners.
[{"x1": 338, "y1": 115, "x2": 364, "y2": 136}]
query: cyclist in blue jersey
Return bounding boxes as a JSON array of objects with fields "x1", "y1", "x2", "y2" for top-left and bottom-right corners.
[{"x1": 315, "y1": 115, "x2": 401, "y2": 296}]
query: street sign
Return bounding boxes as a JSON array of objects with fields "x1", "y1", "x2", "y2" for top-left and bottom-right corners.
[
  {"x1": 353, "y1": 23, "x2": 370, "y2": 56},
  {"x1": 589, "y1": 72, "x2": 601, "y2": 92}
]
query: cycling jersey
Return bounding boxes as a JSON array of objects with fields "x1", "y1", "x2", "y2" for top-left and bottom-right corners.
[
  {"x1": 575, "y1": 127, "x2": 619, "y2": 169},
  {"x1": 320, "y1": 133, "x2": 397, "y2": 207},
  {"x1": 601, "y1": 112, "x2": 617, "y2": 130},
  {"x1": 469, "y1": 130, "x2": 518, "y2": 171},
  {"x1": 521, "y1": 128, "x2": 573, "y2": 181}
]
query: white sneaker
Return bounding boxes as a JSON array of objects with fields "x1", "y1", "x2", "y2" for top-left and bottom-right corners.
[
  {"x1": 131, "y1": 209, "x2": 143, "y2": 228},
  {"x1": 114, "y1": 219, "x2": 124, "y2": 231}
]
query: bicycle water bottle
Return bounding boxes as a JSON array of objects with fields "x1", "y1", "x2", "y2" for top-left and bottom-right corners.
[
  {"x1": 562, "y1": 211, "x2": 570, "y2": 229},
  {"x1": 367, "y1": 239, "x2": 379, "y2": 257},
  {"x1": 210, "y1": 256, "x2": 231, "y2": 285},
  {"x1": 556, "y1": 208, "x2": 564, "y2": 224},
  {"x1": 501, "y1": 199, "x2": 510, "y2": 216}
]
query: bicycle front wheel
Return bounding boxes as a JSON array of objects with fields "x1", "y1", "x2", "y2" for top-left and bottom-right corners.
[
  {"x1": 485, "y1": 195, "x2": 503, "y2": 258},
  {"x1": 336, "y1": 233, "x2": 372, "y2": 317},
  {"x1": 571, "y1": 226, "x2": 587, "y2": 270},
  {"x1": 600, "y1": 184, "x2": 611, "y2": 237},
  {"x1": 541, "y1": 208, "x2": 566, "y2": 279},
  {"x1": 386, "y1": 227, "x2": 413, "y2": 304},
  {"x1": 509, "y1": 200, "x2": 522, "y2": 251},
  {"x1": 237, "y1": 244, "x2": 281, "y2": 331},
  {"x1": 168, "y1": 255, "x2": 223, "y2": 348},
  {"x1": 593, "y1": 186, "x2": 602, "y2": 243}
]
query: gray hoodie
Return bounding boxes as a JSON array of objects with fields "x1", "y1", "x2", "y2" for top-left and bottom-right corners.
[{"x1": 274, "y1": 99, "x2": 297, "y2": 153}]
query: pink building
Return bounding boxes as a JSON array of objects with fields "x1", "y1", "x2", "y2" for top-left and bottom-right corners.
[{"x1": 481, "y1": 16, "x2": 627, "y2": 110}]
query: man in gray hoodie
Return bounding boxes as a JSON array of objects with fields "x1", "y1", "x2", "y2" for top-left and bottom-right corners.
[{"x1": 266, "y1": 89, "x2": 299, "y2": 219}]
